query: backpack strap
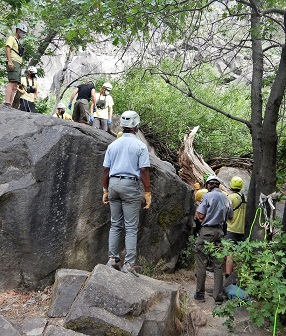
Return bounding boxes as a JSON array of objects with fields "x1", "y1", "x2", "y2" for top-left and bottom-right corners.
[
  {"x1": 233, "y1": 192, "x2": 246, "y2": 211},
  {"x1": 11, "y1": 37, "x2": 24, "y2": 56},
  {"x1": 26, "y1": 75, "x2": 34, "y2": 88}
]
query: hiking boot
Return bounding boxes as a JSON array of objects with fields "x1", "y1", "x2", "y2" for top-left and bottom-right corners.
[
  {"x1": 121, "y1": 262, "x2": 139, "y2": 277},
  {"x1": 106, "y1": 257, "x2": 121, "y2": 271},
  {"x1": 193, "y1": 293, "x2": 205, "y2": 302},
  {"x1": 214, "y1": 295, "x2": 224, "y2": 305},
  {"x1": 215, "y1": 299, "x2": 223, "y2": 305}
]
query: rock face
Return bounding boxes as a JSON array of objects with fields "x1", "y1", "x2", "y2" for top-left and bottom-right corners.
[
  {"x1": 0, "y1": 106, "x2": 193, "y2": 291},
  {"x1": 52, "y1": 265, "x2": 181, "y2": 336}
]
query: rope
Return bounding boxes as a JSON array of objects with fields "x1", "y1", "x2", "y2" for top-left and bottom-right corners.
[
  {"x1": 247, "y1": 193, "x2": 279, "y2": 336},
  {"x1": 273, "y1": 294, "x2": 280, "y2": 336}
]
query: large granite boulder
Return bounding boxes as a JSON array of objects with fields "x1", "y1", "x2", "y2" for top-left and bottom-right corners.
[
  {"x1": 0, "y1": 106, "x2": 193, "y2": 291},
  {"x1": 53, "y1": 265, "x2": 181, "y2": 336}
]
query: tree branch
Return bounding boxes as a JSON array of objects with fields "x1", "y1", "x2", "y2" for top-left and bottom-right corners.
[{"x1": 153, "y1": 71, "x2": 252, "y2": 129}]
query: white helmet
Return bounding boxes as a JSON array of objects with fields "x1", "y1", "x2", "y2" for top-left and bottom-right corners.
[
  {"x1": 206, "y1": 175, "x2": 220, "y2": 184},
  {"x1": 28, "y1": 66, "x2": 37, "y2": 74},
  {"x1": 57, "y1": 102, "x2": 65, "y2": 109},
  {"x1": 16, "y1": 23, "x2": 28, "y2": 33},
  {"x1": 120, "y1": 111, "x2": 140, "y2": 128},
  {"x1": 102, "y1": 82, "x2": 113, "y2": 90}
]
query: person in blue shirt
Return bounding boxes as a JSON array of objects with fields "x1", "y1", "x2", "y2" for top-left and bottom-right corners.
[{"x1": 102, "y1": 110, "x2": 151, "y2": 276}]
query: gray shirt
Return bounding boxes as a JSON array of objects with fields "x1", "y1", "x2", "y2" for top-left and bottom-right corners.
[
  {"x1": 103, "y1": 133, "x2": 150, "y2": 178},
  {"x1": 197, "y1": 188, "x2": 233, "y2": 226}
]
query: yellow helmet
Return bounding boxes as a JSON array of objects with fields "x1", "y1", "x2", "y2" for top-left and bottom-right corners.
[
  {"x1": 195, "y1": 189, "x2": 208, "y2": 202},
  {"x1": 193, "y1": 182, "x2": 200, "y2": 190},
  {"x1": 230, "y1": 176, "x2": 243, "y2": 190}
]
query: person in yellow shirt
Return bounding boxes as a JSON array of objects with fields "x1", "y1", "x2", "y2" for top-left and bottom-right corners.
[
  {"x1": 4, "y1": 23, "x2": 27, "y2": 107},
  {"x1": 17, "y1": 66, "x2": 38, "y2": 113},
  {"x1": 91, "y1": 82, "x2": 114, "y2": 131},
  {"x1": 225, "y1": 176, "x2": 246, "y2": 278},
  {"x1": 53, "y1": 103, "x2": 73, "y2": 120}
]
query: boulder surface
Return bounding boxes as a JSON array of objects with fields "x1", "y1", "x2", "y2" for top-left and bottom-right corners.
[{"x1": 0, "y1": 106, "x2": 193, "y2": 291}]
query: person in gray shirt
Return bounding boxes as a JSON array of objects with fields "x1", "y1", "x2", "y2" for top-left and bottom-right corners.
[{"x1": 194, "y1": 175, "x2": 233, "y2": 304}]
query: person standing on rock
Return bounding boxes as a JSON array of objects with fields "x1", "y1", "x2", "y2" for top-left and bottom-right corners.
[
  {"x1": 68, "y1": 81, "x2": 97, "y2": 124},
  {"x1": 91, "y1": 82, "x2": 114, "y2": 131},
  {"x1": 102, "y1": 110, "x2": 151, "y2": 276},
  {"x1": 4, "y1": 23, "x2": 27, "y2": 107},
  {"x1": 194, "y1": 175, "x2": 233, "y2": 305}
]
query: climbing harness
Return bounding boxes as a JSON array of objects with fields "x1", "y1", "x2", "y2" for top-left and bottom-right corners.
[{"x1": 248, "y1": 192, "x2": 276, "y2": 240}]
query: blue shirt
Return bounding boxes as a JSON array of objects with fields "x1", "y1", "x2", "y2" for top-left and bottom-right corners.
[
  {"x1": 197, "y1": 188, "x2": 233, "y2": 226},
  {"x1": 103, "y1": 133, "x2": 150, "y2": 178}
]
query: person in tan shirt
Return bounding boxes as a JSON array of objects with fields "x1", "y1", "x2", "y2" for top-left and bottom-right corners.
[{"x1": 4, "y1": 23, "x2": 27, "y2": 107}]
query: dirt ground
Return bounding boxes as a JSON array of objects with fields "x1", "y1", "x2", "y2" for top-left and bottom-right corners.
[{"x1": 0, "y1": 269, "x2": 282, "y2": 336}]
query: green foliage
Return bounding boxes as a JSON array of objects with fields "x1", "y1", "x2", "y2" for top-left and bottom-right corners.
[
  {"x1": 113, "y1": 67, "x2": 252, "y2": 160},
  {"x1": 35, "y1": 98, "x2": 50, "y2": 114},
  {"x1": 3, "y1": 0, "x2": 31, "y2": 9},
  {"x1": 137, "y1": 256, "x2": 165, "y2": 278},
  {"x1": 178, "y1": 235, "x2": 196, "y2": 269},
  {"x1": 206, "y1": 230, "x2": 286, "y2": 334}
]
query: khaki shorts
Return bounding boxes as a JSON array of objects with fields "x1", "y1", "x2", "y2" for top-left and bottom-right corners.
[{"x1": 6, "y1": 61, "x2": 21, "y2": 83}]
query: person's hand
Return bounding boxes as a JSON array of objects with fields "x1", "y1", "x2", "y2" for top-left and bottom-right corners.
[
  {"x1": 108, "y1": 119, "x2": 112, "y2": 125},
  {"x1": 8, "y1": 62, "x2": 14, "y2": 70},
  {"x1": 103, "y1": 189, "x2": 109, "y2": 204},
  {"x1": 93, "y1": 105, "x2": 97, "y2": 112},
  {"x1": 143, "y1": 192, "x2": 151, "y2": 209},
  {"x1": 68, "y1": 103, "x2": 72, "y2": 110}
]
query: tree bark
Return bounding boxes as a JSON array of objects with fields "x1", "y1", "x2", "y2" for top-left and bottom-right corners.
[
  {"x1": 245, "y1": 4, "x2": 264, "y2": 238},
  {"x1": 246, "y1": 7, "x2": 286, "y2": 239},
  {"x1": 178, "y1": 126, "x2": 215, "y2": 186}
]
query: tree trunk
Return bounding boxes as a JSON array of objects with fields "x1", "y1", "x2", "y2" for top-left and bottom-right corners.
[
  {"x1": 246, "y1": 9, "x2": 286, "y2": 239},
  {"x1": 245, "y1": 6, "x2": 264, "y2": 238},
  {"x1": 52, "y1": 50, "x2": 73, "y2": 115}
]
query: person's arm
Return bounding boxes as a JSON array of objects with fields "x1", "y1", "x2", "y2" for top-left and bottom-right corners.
[
  {"x1": 108, "y1": 105, "x2": 113, "y2": 120},
  {"x1": 227, "y1": 195, "x2": 234, "y2": 221},
  {"x1": 140, "y1": 167, "x2": 151, "y2": 209},
  {"x1": 17, "y1": 84, "x2": 25, "y2": 94},
  {"x1": 195, "y1": 211, "x2": 205, "y2": 221},
  {"x1": 102, "y1": 167, "x2": 110, "y2": 205},
  {"x1": 90, "y1": 103, "x2": 94, "y2": 115},
  {"x1": 140, "y1": 167, "x2": 150, "y2": 192},
  {"x1": 91, "y1": 88, "x2": 97, "y2": 106},
  {"x1": 68, "y1": 88, "x2": 78, "y2": 108},
  {"x1": 5, "y1": 45, "x2": 14, "y2": 69},
  {"x1": 33, "y1": 84, "x2": 38, "y2": 102}
]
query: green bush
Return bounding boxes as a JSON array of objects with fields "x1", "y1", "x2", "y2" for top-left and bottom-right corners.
[
  {"x1": 206, "y1": 226, "x2": 286, "y2": 334},
  {"x1": 178, "y1": 235, "x2": 196, "y2": 270}
]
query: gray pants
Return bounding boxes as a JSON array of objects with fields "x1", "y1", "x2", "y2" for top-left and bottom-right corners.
[
  {"x1": 195, "y1": 226, "x2": 224, "y2": 301},
  {"x1": 93, "y1": 117, "x2": 108, "y2": 131},
  {"x1": 108, "y1": 177, "x2": 142, "y2": 265}
]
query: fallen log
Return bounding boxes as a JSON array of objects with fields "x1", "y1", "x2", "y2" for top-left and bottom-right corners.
[{"x1": 178, "y1": 126, "x2": 214, "y2": 187}]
